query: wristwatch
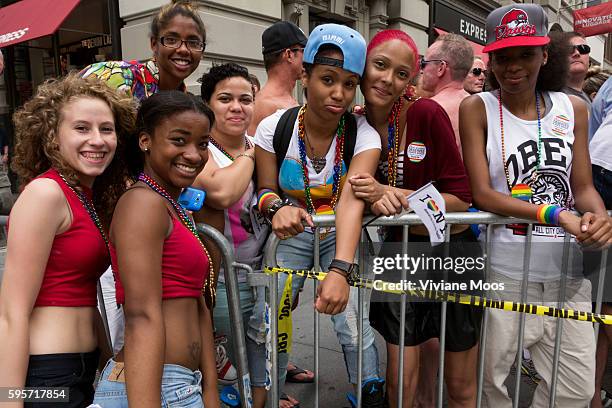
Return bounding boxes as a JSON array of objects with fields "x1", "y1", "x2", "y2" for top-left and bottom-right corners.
[{"x1": 328, "y1": 259, "x2": 359, "y2": 285}]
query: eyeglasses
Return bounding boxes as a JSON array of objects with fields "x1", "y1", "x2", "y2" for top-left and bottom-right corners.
[
  {"x1": 290, "y1": 48, "x2": 305, "y2": 54},
  {"x1": 471, "y1": 68, "x2": 487, "y2": 76},
  {"x1": 419, "y1": 58, "x2": 446, "y2": 70},
  {"x1": 571, "y1": 44, "x2": 591, "y2": 55},
  {"x1": 160, "y1": 36, "x2": 206, "y2": 52}
]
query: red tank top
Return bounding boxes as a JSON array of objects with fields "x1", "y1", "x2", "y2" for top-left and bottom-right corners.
[
  {"x1": 26, "y1": 169, "x2": 109, "y2": 307},
  {"x1": 111, "y1": 213, "x2": 209, "y2": 304}
]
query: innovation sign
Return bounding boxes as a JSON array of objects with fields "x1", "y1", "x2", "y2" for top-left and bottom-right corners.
[
  {"x1": 574, "y1": 2, "x2": 612, "y2": 37},
  {"x1": 434, "y1": 1, "x2": 486, "y2": 45}
]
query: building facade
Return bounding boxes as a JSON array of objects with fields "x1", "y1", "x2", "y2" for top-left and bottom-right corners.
[{"x1": 119, "y1": 0, "x2": 609, "y2": 97}]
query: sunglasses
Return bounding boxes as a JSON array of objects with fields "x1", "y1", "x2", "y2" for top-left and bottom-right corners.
[
  {"x1": 471, "y1": 68, "x2": 487, "y2": 76},
  {"x1": 419, "y1": 58, "x2": 446, "y2": 70},
  {"x1": 572, "y1": 44, "x2": 591, "y2": 55}
]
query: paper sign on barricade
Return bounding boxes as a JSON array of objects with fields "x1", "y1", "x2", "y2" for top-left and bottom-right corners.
[{"x1": 407, "y1": 182, "x2": 447, "y2": 245}]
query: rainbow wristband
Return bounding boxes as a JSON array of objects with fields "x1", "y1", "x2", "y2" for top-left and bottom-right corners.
[
  {"x1": 257, "y1": 189, "x2": 281, "y2": 212},
  {"x1": 536, "y1": 204, "x2": 566, "y2": 225}
]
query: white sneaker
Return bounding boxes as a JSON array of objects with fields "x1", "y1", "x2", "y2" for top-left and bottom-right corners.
[{"x1": 215, "y1": 335, "x2": 238, "y2": 385}]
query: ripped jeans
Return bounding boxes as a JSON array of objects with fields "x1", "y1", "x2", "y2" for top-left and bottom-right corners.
[{"x1": 245, "y1": 231, "x2": 379, "y2": 389}]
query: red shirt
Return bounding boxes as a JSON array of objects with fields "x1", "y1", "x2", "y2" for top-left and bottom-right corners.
[
  {"x1": 399, "y1": 98, "x2": 471, "y2": 203},
  {"x1": 26, "y1": 169, "x2": 109, "y2": 307},
  {"x1": 111, "y1": 215, "x2": 209, "y2": 304}
]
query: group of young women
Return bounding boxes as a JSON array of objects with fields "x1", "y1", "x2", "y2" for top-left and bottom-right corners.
[{"x1": 0, "y1": 1, "x2": 611, "y2": 408}]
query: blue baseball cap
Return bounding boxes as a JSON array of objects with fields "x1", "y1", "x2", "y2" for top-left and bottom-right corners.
[{"x1": 303, "y1": 24, "x2": 366, "y2": 77}]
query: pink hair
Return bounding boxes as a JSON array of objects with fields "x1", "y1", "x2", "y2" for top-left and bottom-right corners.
[{"x1": 367, "y1": 29, "x2": 420, "y2": 78}]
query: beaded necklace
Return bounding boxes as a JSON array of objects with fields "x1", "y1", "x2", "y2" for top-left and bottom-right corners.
[
  {"x1": 137, "y1": 172, "x2": 215, "y2": 303},
  {"x1": 498, "y1": 89, "x2": 542, "y2": 200},
  {"x1": 386, "y1": 98, "x2": 404, "y2": 187},
  {"x1": 58, "y1": 173, "x2": 109, "y2": 248},
  {"x1": 209, "y1": 136, "x2": 252, "y2": 161},
  {"x1": 297, "y1": 105, "x2": 345, "y2": 238}
]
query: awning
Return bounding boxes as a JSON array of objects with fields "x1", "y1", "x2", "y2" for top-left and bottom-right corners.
[
  {"x1": 434, "y1": 28, "x2": 488, "y2": 65},
  {"x1": 0, "y1": 0, "x2": 80, "y2": 48}
]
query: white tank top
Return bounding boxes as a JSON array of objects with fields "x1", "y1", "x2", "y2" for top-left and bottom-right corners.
[
  {"x1": 478, "y1": 90, "x2": 582, "y2": 281},
  {"x1": 209, "y1": 136, "x2": 268, "y2": 283}
]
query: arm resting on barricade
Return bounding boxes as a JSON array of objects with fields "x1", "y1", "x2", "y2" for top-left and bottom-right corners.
[
  {"x1": 316, "y1": 149, "x2": 380, "y2": 315},
  {"x1": 460, "y1": 96, "x2": 586, "y2": 237}
]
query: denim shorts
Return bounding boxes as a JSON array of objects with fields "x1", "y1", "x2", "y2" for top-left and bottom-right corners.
[
  {"x1": 25, "y1": 349, "x2": 99, "y2": 408},
  {"x1": 93, "y1": 359, "x2": 203, "y2": 407}
]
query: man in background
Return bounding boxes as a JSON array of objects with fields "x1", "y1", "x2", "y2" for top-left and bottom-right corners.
[
  {"x1": 463, "y1": 56, "x2": 486, "y2": 94},
  {"x1": 247, "y1": 21, "x2": 307, "y2": 135},
  {"x1": 420, "y1": 33, "x2": 473, "y2": 152}
]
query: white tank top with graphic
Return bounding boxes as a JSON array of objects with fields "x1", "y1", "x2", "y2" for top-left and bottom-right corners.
[{"x1": 478, "y1": 90, "x2": 582, "y2": 281}]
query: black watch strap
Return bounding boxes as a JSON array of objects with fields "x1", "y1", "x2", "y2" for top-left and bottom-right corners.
[{"x1": 329, "y1": 259, "x2": 358, "y2": 284}]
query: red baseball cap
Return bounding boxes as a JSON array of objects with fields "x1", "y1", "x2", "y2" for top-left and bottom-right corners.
[{"x1": 483, "y1": 4, "x2": 550, "y2": 53}]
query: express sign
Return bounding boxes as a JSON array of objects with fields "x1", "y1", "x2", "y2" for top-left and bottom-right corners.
[
  {"x1": 0, "y1": 28, "x2": 29, "y2": 45},
  {"x1": 434, "y1": 2, "x2": 486, "y2": 45}
]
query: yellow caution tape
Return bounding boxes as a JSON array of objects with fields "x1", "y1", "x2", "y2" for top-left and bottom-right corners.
[
  {"x1": 264, "y1": 266, "x2": 612, "y2": 325},
  {"x1": 277, "y1": 274, "x2": 293, "y2": 354}
]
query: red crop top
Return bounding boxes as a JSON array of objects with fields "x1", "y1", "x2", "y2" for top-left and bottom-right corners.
[
  {"x1": 20, "y1": 169, "x2": 110, "y2": 307},
  {"x1": 111, "y1": 214, "x2": 209, "y2": 304}
]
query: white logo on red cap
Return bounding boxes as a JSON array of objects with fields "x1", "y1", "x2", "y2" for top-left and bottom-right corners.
[{"x1": 495, "y1": 8, "x2": 536, "y2": 40}]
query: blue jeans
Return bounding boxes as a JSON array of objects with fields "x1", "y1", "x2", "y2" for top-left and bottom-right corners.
[
  {"x1": 214, "y1": 280, "x2": 255, "y2": 362},
  {"x1": 94, "y1": 359, "x2": 204, "y2": 407},
  {"x1": 246, "y1": 231, "x2": 379, "y2": 388}
]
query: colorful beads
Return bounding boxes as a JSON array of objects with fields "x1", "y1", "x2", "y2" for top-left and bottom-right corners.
[
  {"x1": 138, "y1": 172, "x2": 215, "y2": 303},
  {"x1": 387, "y1": 98, "x2": 403, "y2": 187},
  {"x1": 296, "y1": 105, "x2": 344, "y2": 215},
  {"x1": 296, "y1": 105, "x2": 345, "y2": 239},
  {"x1": 536, "y1": 204, "x2": 566, "y2": 225},
  {"x1": 209, "y1": 136, "x2": 252, "y2": 161},
  {"x1": 59, "y1": 173, "x2": 108, "y2": 249},
  {"x1": 511, "y1": 183, "x2": 532, "y2": 202},
  {"x1": 499, "y1": 89, "x2": 542, "y2": 193}
]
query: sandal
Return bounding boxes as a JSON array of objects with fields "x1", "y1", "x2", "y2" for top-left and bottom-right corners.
[
  {"x1": 286, "y1": 363, "x2": 315, "y2": 383},
  {"x1": 280, "y1": 393, "x2": 300, "y2": 408}
]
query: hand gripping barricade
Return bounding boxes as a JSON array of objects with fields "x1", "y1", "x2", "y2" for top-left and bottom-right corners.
[{"x1": 250, "y1": 211, "x2": 611, "y2": 408}]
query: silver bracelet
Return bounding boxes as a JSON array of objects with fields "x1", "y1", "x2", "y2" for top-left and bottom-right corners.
[{"x1": 235, "y1": 153, "x2": 255, "y2": 162}]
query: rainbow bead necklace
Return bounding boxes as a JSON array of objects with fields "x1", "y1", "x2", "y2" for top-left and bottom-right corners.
[
  {"x1": 498, "y1": 89, "x2": 542, "y2": 200},
  {"x1": 138, "y1": 172, "x2": 215, "y2": 303},
  {"x1": 209, "y1": 136, "x2": 251, "y2": 161},
  {"x1": 297, "y1": 106, "x2": 344, "y2": 239}
]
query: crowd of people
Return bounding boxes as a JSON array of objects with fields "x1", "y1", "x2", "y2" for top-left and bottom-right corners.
[{"x1": 0, "y1": 0, "x2": 611, "y2": 407}]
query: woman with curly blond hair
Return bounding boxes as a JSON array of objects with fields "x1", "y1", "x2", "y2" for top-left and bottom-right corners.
[{"x1": 0, "y1": 73, "x2": 135, "y2": 408}]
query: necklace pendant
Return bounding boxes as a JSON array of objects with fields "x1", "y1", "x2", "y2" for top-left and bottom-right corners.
[
  {"x1": 311, "y1": 156, "x2": 326, "y2": 173},
  {"x1": 511, "y1": 183, "x2": 532, "y2": 202}
]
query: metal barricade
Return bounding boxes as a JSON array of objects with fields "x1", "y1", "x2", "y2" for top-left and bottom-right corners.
[
  {"x1": 197, "y1": 223, "x2": 253, "y2": 408},
  {"x1": 254, "y1": 211, "x2": 610, "y2": 408}
]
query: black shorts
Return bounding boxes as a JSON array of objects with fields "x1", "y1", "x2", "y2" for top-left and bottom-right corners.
[
  {"x1": 25, "y1": 349, "x2": 99, "y2": 408},
  {"x1": 369, "y1": 228, "x2": 483, "y2": 352}
]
